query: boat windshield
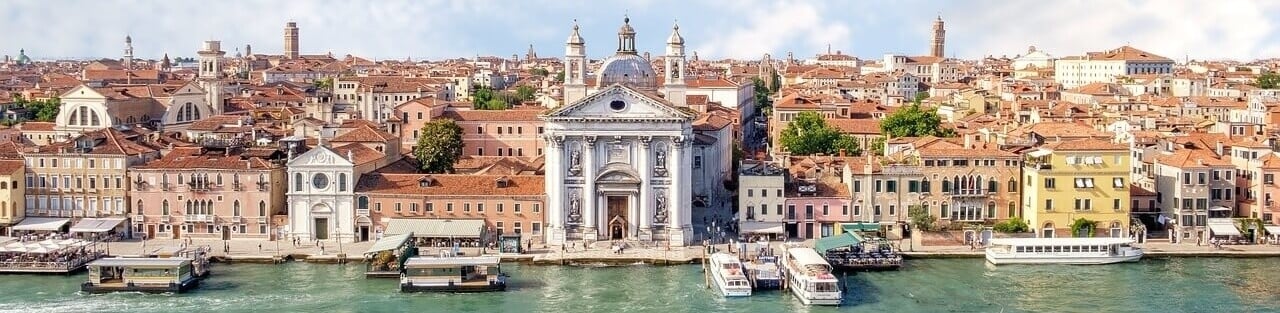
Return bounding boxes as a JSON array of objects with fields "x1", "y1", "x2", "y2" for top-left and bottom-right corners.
[{"x1": 811, "y1": 281, "x2": 839, "y2": 293}]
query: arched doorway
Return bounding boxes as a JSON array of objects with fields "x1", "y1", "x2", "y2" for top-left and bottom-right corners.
[
  {"x1": 311, "y1": 203, "x2": 333, "y2": 240},
  {"x1": 595, "y1": 165, "x2": 641, "y2": 240},
  {"x1": 355, "y1": 215, "x2": 373, "y2": 241},
  {"x1": 1042, "y1": 222, "x2": 1056, "y2": 238}
]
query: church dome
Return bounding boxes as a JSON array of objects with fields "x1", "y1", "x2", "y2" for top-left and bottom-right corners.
[
  {"x1": 597, "y1": 53, "x2": 656, "y2": 89},
  {"x1": 15, "y1": 49, "x2": 30, "y2": 65}
]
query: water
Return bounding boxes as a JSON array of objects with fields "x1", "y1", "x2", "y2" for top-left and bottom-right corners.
[{"x1": 1, "y1": 258, "x2": 1279, "y2": 313}]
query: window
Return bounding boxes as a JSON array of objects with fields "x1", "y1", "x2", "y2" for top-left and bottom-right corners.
[
  {"x1": 338, "y1": 173, "x2": 347, "y2": 191},
  {"x1": 748, "y1": 189, "x2": 753, "y2": 197},
  {"x1": 1008, "y1": 179, "x2": 1017, "y2": 192},
  {"x1": 464, "y1": 203, "x2": 471, "y2": 212},
  {"x1": 1197, "y1": 172, "x2": 1206, "y2": 185},
  {"x1": 410, "y1": 203, "x2": 419, "y2": 212},
  {"x1": 853, "y1": 181, "x2": 861, "y2": 193},
  {"x1": 908, "y1": 180, "x2": 919, "y2": 193},
  {"x1": 477, "y1": 203, "x2": 485, "y2": 212},
  {"x1": 940, "y1": 203, "x2": 949, "y2": 218},
  {"x1": 446, "y1": 203, "x2": 454, "y2": 212},
  {"x1": 886, "y1": 181, "x2": 897, "y2": 193},
  {"x1": 776, "y1": 204, "x2": 783, "y2": 215},
  {"x1": 426, "y1": 203, "x2": 434, "y2": 212},
  {"x1": 259, "y1": 201, "x2": 267, "y2": 216},
  {"x1": 1074, "y1": 199, "x2": 1092, "y2": 211},
  {"x1": 875, "y1": 180, "x2": 882, "y2": 192},
  {"x1": 889, "y1": 205, "x2": 896, "y2": 216},
  {"x1": 988, "y1": 180, "x2": 997, "y2": 193},
  {"x1": 1114, "y1": 199, "x2": 1121, "y2": 211},
  {"x1": 874, "y1": 205, "x2": 882, "y2": 215},
  {"x1": 233, "y1": 200, "x2": 241, "y2": 216},
  {"x1": 395, "y1": 203, "x2": 402, "y2": 212},
  {"x1": 1044, "y1": 178, "x2": 1056, "y2": 189},
  {"x1": 694, "y1": 156, "x2": 702, "y2": 169},
  {"x1": 776, "y1": 189, "x2": 782, "y2": 197},
  {"x1": 921, "y1": 179, "x2": 931, "y2": 193},
  {"x1": 1045, "y1": 199, "x2": 1054, "y2": 211},
  {"x1": 1074, "y1": 178, "x2": 1094, "y2": 188},
  {"x1": 294, "y1": 173, "x2": 303, "y2": 191},
  {"x1": 1183, "y1": 172, "x2": 1191, "y2": 185},
  {"x1": 821, "y1": 204, "x2": 829, "y2": 216}
]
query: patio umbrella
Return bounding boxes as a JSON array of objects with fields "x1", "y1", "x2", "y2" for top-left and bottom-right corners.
[
  {"x1": 27, "y1": 247, "x2": 49, "y2": 254},
  {"x1": 57, "y1": 239, "x2": 77, "y2": 245},
  {"x1": 4, "y1": 242, "x2": 24, "y2": 249}
]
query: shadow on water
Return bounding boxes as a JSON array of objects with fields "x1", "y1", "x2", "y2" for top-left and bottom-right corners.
[{"x1": 838, "y1": 272, "x2": 882, "y2": 308}]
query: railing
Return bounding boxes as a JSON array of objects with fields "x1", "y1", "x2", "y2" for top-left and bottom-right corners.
[
  {"x1": 356, "y1": 209, "x2": 370, "y2": 216},
  {"x1": 160, "y1": 215, "x2": 171, "y2": 223},
  {"x1": 133, "y1": 214, "x2": 145, "y2": 222},
  {"x1": 232, "y1": 182, "x2": 243, "y2": 191},
  {"x1": 231, "y1": 216, "x2": 242, "y2": 223},
  {"x1": 257, "y1": 217, "x2": 268, "y2": 224}
]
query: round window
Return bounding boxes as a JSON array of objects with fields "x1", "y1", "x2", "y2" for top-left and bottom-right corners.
[
  {"x1": 312, "y1": 173, "x2": 329, "y2": 189},
  {"x1": 609, "y1": 100, "x2": 626, "y2": 111}
]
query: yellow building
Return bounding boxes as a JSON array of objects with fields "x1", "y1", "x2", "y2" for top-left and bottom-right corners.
[
  {"x1": 1023, "y1": 138, "x2": 1130, "y2": 238},
  {"x1": 0, "y1": 160, "x2": 25, "y2": 235}
]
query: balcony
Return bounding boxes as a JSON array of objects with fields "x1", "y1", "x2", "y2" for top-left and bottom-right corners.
[
  {"x1": 1028, "y1": 162, "x2": 1052, "y2": 170},
  {"x1": 356, "y1": 208, "x2": 370, "y2": 216},
  {"x1": 133, "y1": 214, "x2": 145, "y2": 222},
  {"x1": 232, "y1": 182, "x2": 244, "y2": 191},
  {"x1": 161, "y1": 215, "x2": 172, "y2": 223},
  {"x1": 949, "y1": 188, "x2": 987, "y2": 197},
  {"x1": 160, "y1": 183, "x2": 171, "y2": 191},
  {"x1": 256, "y1": 181, "x2": 270, "y2": 192},
  {"x1": 231, "y1": 216, "x2": 242, "y2": 223},
  {"x1": 257, "y1": 217, "x2": 268, "y2": 225}
]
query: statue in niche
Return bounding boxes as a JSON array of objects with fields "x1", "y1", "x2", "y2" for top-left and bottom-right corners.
[
  {"x1": 568, "y1": 191, "x2": 582, "y2": 224},
  {"x1": 654, "y1": 192, "x2": 668, "y2": 224},
  {"x1": 653, "y1": 145, "x2": 668, "y2": 177},
  {"x1": 569, "y1": 148, "x2": 582, "y2": 176}
]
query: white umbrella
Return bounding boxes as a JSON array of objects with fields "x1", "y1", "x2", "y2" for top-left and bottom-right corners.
[
  {"x1": 37, "y1": 239, "x2": 56, "y2": 245},
  {"x1": 27, "y1": 247, "x2": 49, "y2": 254},
  {"x1": 4, "y1": 242, "x2": 23, "y2": 249},
  {"x1": 57, "y1": 239, "x2": 77, "y2": 245}
]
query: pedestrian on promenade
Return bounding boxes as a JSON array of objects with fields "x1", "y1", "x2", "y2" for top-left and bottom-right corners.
[{"x1": 258, "y1": 244, "x2": 262, "y2": 252}]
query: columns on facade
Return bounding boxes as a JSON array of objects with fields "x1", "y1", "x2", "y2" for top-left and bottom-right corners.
[
  {"x1": 545, "y1": 135, "x2": 564, "y2": 245},
  {"x1": 669, "y1": 134, "x2": 690, "y2": 245},
  {"x1": 582, "y1": 136, "x2": 599, "y2": 241},
  {"x1": 638, "y1": 136, "x2": 653, "y2": 240}
]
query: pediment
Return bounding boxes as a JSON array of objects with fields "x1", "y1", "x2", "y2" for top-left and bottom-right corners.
[
  {"x1": 287, "y1": 146, "x2": 354, "y2": 167},
  {"x1": 543, "y1": 84, "x2": 695, "y2": 121},
  {"x1": 61, "y1": 85, "x2": 106, "y2": 100}
]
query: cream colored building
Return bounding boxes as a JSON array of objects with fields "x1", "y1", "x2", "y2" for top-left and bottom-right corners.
[
  {"x1": 1054, "y1": 46, "x2": 1174, "y2": 89},
  {"x1": 0, "y1": 160, "x2": 25, "y2": 235},
  {"x1": 22, "y1": 129, "x2": 159, "y2": 232}
]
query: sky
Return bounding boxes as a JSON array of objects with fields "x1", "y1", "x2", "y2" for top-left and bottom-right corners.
[{"x1": 3, "y1": 0, "x2": 1279, "y2": 62}]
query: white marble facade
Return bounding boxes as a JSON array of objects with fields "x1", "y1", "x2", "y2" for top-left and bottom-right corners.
[
  {"x1": 285, "y1": 146, "x2": 358, "y2": 243},
  {"x1": 542, "y1": 85, "x2": 695, "y2": 246}
]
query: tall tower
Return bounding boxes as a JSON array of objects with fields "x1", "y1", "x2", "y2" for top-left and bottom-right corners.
[
  {"x1": 197, "y1": 40, "x2": 226, "y2": 115},
  {"x1": 284, "y1": 22, "x2": 300, "y2": 59},
  {"x1": 663, "y1": 22, "x2": 687, "y2": 107},
  {"x1": 561, "y1": 20, "x2": 588, "y2": 107},
  {"x1": 123, "y1": 35, "x2": 134, "y2": 70},
  {"x1": 616, "y1": 16, "x2": 637, "y2": 54},
  {"x1": 930, "y1": 16, "x2": 946, "y2": 58}
]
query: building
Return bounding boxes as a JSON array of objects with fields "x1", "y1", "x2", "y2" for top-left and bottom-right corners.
[
  {"x1": 737, "y1": 160, "x2": 786, "y2": 239},
  {"x1": 1153, "y1": 147, "x2": 1235, "y2": 243},
  {"x1": 22, "y1": 128, "x2": 160, "y2": 234},
  {"x1": 1054, "y1": 46, "x2": 1175, "y2": 89},
  {"x1": 129, "y1": 146, "x2": 287, "y2": 240},
  {"x1": 356, "y1": 173, "x2": 546, "y2": 242},
  {"x1": 930, "y1": 16, "x2": 945, "y2": 58},
  {"x1": 0, "y1": 160, "x2": 24, "y2": 235},
  {"x1": 285, "y1": 125, "x2": 400, "y2": 243},
  {"x1": 284, "y1": 22, "x2": 299, "y2": 59},
  {"x1": 1022, "y1": 138, "x2": 1131, "y2": 238},
  {"x1": 54, "y1": 82, "x2": 216, "y2": 140},
  {"x1": 541, "y1": 18, "x2": 700, "y2": 246}
]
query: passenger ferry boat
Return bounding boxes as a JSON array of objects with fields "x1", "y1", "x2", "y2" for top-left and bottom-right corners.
[
  {"x1": 745, "y1": 254, "x2": 782, "y2": 290},
  {"x1": 781, "y1": 247, "x2": 842, "y2": 306},
  {"x1": 81, "y1": 246, "x2": 210, "y2": 294},
  {"x1": 985, "y1": 237, "x2": 1143, "y2": 265},
  {"x1": 708, "y1": 253, "x2": 752, "y2": 297},
  {"x1": 399, "y1": 256, "x2": 507, "y2": 292}
]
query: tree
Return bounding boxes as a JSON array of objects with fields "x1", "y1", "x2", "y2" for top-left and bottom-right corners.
[
  {"x1": 908, "y1": 205, "x2": 937, "y2": 232},
  {"x1": 880, "y1": 103, "x2": 955, "y2": 138},
  {"x1": 868, "y1": 137, "x2": 886, "y2": 156},
  {"x1": 1069, "y1": 218, "x2": 1098, "y2": 237},
  {"x1": 993, "y1": 219, "x2": 1030, "y2": 233},
  {"x1": 1257, "y1": 72, "x2": 1280, "y2": 89},
  {"x1": 471, "y1": 86, "x2": 509, "y2": 110},
  {"x1": 313, "y1": 77, "x2": 334, "y2": 90},
  {"x1": 515, "y1": 85, "x2": 536, "y2": 102},
  {"x1": 17, "y1": 96, "x2": 60, "y2": 122},
  {"x1": 413, "y1": 119, "x2": 464, "y2": 173},
  {"x1": 530, "y1": 68, "x2": 550, "y2": 77},
  {"x1": 554, "y1": 72, "x2": 565, "y2": 83},
  {"x1": 779, "y1": 111, "x2": 861, "y2": 156}
]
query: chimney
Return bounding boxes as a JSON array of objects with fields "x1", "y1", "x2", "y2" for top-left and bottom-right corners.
[
  {"x1": 964, "y1": 135, "x2": 973, "y2": 149},
  {"x1": 347, "y1": 150, "x2": 354, "y2": 162},
  {"x1": 838, "y1": 149, "x2": 846, "y2": 158},
  {"x1": 1215, "y1": 141, "x2": 1224, "y2": 156}
]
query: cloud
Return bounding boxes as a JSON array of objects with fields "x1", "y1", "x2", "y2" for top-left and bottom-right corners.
[{"x1": 691, "y1": 0, "x2": 852, "y2": 60}]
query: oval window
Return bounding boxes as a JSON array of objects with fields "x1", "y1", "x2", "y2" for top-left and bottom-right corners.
[{"x1": 609, "y1": 100, "x2": 626, "y2": 111}]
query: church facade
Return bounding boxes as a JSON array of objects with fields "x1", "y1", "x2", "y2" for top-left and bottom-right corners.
[{"x1": 543, "y1": 18, "x2": 699, "y2": 246}]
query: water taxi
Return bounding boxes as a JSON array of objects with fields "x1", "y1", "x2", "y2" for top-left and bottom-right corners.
[
  {"x1": 399, "y1": 256, "x2": 507, "y2": 292},
  {"x1": 744, "y1": 254, "x2": 782, "y2": 290},
  {"x1": 81, "y1": 257, "x2": 207, "y2": 293},
  {"x1": 985, "y1": 237, "x2": 1143, "y2": 265},
  {"x1": 708, "y1": 253, "x2": 752, "y2": 297},
  {"x1": 781, "y1": 247, "x2": 842, "y2": 306}
]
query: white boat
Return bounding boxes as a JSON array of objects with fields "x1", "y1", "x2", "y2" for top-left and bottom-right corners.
[
  {"x1": 399, "y1": 257, "x2": 507, "y2": 292},
  {"x1": 985, "y1": 237, "x2": 1143, "y2": 265},
  {"x1": 781, "y1": 248, "x2": 842, "y2": 306},
  {"x1": 708, "y1": 253, "x2": 752, "y2": 297}
]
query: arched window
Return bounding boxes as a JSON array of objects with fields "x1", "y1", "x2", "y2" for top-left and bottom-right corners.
[
  {"x1": 294, "y1": 173, "x2": 303, "y2": 191},
  {"x1": 183, "y1": 200, "x2": 190, "y2": 215},
  {"x1": 233, "y1": 200, "x2": 241, "y2": 216},
  {"x1": 1008, "y1": 179, "x2": 1017, "y2": 193},
  {"x1": 216, "y1": 174, "x2": 223, "y2": 186},
  {"x1": 136, "y1": 200, "x2": 144, "y2": 215},
  {"x1": 358, "y1": 196, "x2": 369, "y2": 210},
  {"x1": 90, "y1": 111, "x2": 101, "y2": 126},
  {"x1": 259, "y1": 201, "x2": 267, "y2": 216},
  {"x1": 338, "y1": 173, "x2": 347, "y2": 192},
  {"x1": 1008, "y1": 201, "x2": 1016, "y2": 218},
  {"x1": 987, "y1": 201, "x2": 996, "y2": 219},
  {"x1": 988, "y1": 179, "x2": 997, "y2": 193}
]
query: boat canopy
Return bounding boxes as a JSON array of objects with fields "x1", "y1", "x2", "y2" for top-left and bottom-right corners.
[
  {"x1": 88, "y1": 258, "x2": 190, "y2": 268},
  {"x1": 365, "y1": 233, "x2": 413, "y2": 255},
  {"x1": 787, "y1": 248, "x2": 831, "y2": 268},
  {"x1": 988, "y1": 237, "x2": 1134, "y2": 246},
  {"x1": 739, "y1": 222, "x2": 785, "y2": 234},
  {"x1": 403, "y1": 256, "x2": 500, "y2": 268},
  {"x1": 12, "y1": 217, "x2": 70, "y2": 231},
  {"x1": 839, "y1": 222, "x2": 880, "y2": 233},
  {"x1": 814, "y1": 232, "x2": 862, "y2": 254},
  {"x1": 1208, "y1": 223, "x2": 1242, "y2": 237},
  {"x1": 70, "y1": 218, "x2": 127, "y2": 233},
  {"x1": 384, "y1": 219, "x2": 484, "y2": 238}
]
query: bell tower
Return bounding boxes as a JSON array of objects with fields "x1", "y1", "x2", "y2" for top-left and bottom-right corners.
[
  {"x1": 562, "y1": 20, "x2": 588, "y2": 107},
  {"x1": 123, "y1": 35, "x2": 134, "y2": 70},
  {"x1": 662, "y1": 22, "x2": 687, "y2": 107},
  {"x1": 284, "y1": 22, "x2": 300, "y2": 59},
  {"x1": 197, "y1": 40, "x2": 226, "y2": 115},
  {"x1": 930, "y1": 16, "x2": 946, "y2": 58}
]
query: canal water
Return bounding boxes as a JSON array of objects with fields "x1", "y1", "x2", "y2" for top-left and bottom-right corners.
[{"x1": 1, "y1": 258, "x2": 1278, "y2": 313}]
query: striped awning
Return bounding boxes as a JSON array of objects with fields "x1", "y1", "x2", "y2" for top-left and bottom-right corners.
[
  {"x1": 70, "y1": 218, "x2": 127, "y2": 233},
  {"x1": 12, "y1": 218, "x2": 70, "y2": 231},
  {"x1": 364, "y1": 233, "x2": 413, "y2": 255},
  {"x1": 384, "y1": 219, "x2": 484, "y2": 238}
]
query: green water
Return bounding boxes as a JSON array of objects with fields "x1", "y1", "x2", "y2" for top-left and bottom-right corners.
[{"x1": 1, "y1": 258, "x2": 1279, "y2": 313}]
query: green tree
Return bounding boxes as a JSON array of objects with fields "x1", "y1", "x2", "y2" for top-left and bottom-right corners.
[
  {"x1": 19, "y1": 96, "x2": 61, "y2": 122},
  {"x1": 993, "y1": 219, "x2": 1030, "y2": 233},
  {"x1": 913, "y1": 92, "x2": 929, "y2": 104},
  {"x1": 908, "y1": 205, "x2": 937, "y2": 232},
  {"x1": 880, "y1": 103, "x2": 955, "y2": 138},
  {"x1": 1257, "y1": 72, "x2": 1280, "y2": 89},
  {"x1": 313, "y1": 77, "x2": 334, "y2": 90},
  {"x1": 515, "y1": 85, "x2": 536, "y2": 102},
  {"x1": 530, "y1": 68, "x2": 550, "y2": 77},
  {"x1": 555, "y1": 72, "x2": 565, "y2": 83},
  {"x1": 471, "y1": 87, "x2": 509, "y2": 110},
  {"x1": 1069, "y1": 218, "x2": 1098, "y2": 237},
  {"x1": 413, "y1": 119, "x2": 464, "y2": 173},
  {"x1": 779, "y1": 111, "x2": 861, "y2": 156},
  {"x1": 868, "y1": 137, "x2": 886, "y2": 156}
]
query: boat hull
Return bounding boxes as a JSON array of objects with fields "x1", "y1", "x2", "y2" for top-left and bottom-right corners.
[
  {"x1": 791, "y1": 292, "x2": 842, "y2": 306},
  {"x1": 400, "y1": 281, "x2": 507, "y2": 293},
  {"x1": 81, "y1": 278, "x2": 201, "y2": 294},
  {"x1": 985, "y1": 254, "x2": 1142, "y2": 265}
]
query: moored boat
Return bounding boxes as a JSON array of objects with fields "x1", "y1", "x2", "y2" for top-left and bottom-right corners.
[
  {"x1": 81, "y1": 257, "x2": 206, "y2": 293},
  {"x1": 985, "y1": 237, "x2": 1143, "y2": 265},
  {"x1": 708, "y1": 253, "x2": 752, "y2": 297},
  {"x1": 744, "y1": 254, "x2": 782, "y2": 290},
  {"x1": 399, "y1": 256, "x2": 507, "y2": 292},
  {"x1": 781, "y1": 247, "x2": 842, "y2": 306}
]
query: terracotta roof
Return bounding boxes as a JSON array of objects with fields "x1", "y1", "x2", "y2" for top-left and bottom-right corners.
[
  {"x1": 1155, "y1": 149, "x2": 1232, "y2": 168},
  {"x1": 38, "y1": 128, "x2": 157, "y2": 156},
  {"x1": 135, "y1": 147, "x2": 279, "y2": 170},
  {"x1": 355, "y1": 173, "x2": 544, "y2": 196},
  {"x1": 1084, "y1": 46, "x2": 1172, "y2": 62},
  {"x1": 0, "y1": 160, "x2": 23, "y2": 174},
  {"x1": 16, "y1": 122, "x2": 55, "y2": 132},
  {"x1": 331, "y1": 122, "x2": 397, "y2": 143},
  {"x1": 330, "y1": 143, "x2": 385, "y2": 166},
  {"x1": 827, "y1": 118, "x2": 880, "y2": 135},
  {"x1": 1043, "y1": 138, "x2": 1127, "y2": 151},
  {"x1": 439, "y1": 108, "x2": 542, "y2": 122}
]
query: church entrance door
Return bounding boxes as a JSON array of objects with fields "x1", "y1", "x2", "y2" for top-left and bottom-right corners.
[{"x1": 607, "y1": 196, "x2": 628, "y2": 240}]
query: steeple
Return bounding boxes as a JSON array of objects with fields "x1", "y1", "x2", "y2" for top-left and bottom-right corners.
[
  {"x1": 562, "y1": 20, "x2": 588, "y2": 107},
  {"x1": 284, "y1": 21, "x2": 300, "y2": 59},
  {"x1": 617, "y1": 15, "x2": 637, "y2": 54},
  {"x1": 663, "y1": 21, "x2": 687, "y2": 107},
  {"x1": 123, "y1": 35, "x2": 134, "y2": 70},
  {"x1": 930, "y1": 15, "x2": 946, "y2": 58}
]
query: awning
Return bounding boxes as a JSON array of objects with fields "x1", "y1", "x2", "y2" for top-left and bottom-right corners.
[
  {"x1": 1027, "y1": 150, "x2": 1052, "y2": 158},
  {"x1": 840, "y1": 222, "x2": 881, "y2": 233},
  {"x1": 1208, "y1": 223, "x2": 1242, "y2": 237},
  {"x1": 12, "y1": 217, "x2": 71, "y2": 231},
  {"x1": 1264, "y1": 225, "x2": 1280, "y2": 236},
  {"x1": 384, "y1": 219, "x2": 484, "y2": 238},
  {"x1": 739, "y1": 221, "x2": 785, "y2": 234},
  {"x1": 1209, "y1": 206, "x2": 1232, "y2": 211},
  {"x1": 815, "y1": 232, "x2": 863, "y2": 254},
  {"x1": 365, "y1": 233, "x2": 413, "y2": 255},
  {"x1": 70, "y1": 217, "x2": 127, "y2": 233}
]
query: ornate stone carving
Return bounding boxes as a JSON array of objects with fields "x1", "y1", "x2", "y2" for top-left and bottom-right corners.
[
  {"x1": 567, "y1": 190, "x2": 583, "y2": 225},
  {"x1": 568, "y1": 146, "x2": 582, "y2": 176},
  {"x1": 672, "y1": 135, "x2": 689, "y2": 148},
  {"x1": 639, "y1": 136, "x2": 652, "y2": 148},
  {"x1": 653, "y1": 143, "x2": 668, "y2": 177},
  {"x1": 654, "y1": 190, "x2": 669, "y2": 225}
]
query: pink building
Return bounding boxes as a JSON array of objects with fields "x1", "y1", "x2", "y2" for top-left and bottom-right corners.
[
  {"x1": 129, "y1": 145, "x2": 287, "y2": 240},
  {"x1": 784, "y1": 178, "x2": 851, "y2": 239},
  {"x1": 396, "y1": 99, "x2": 546, "y2": 157}
]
